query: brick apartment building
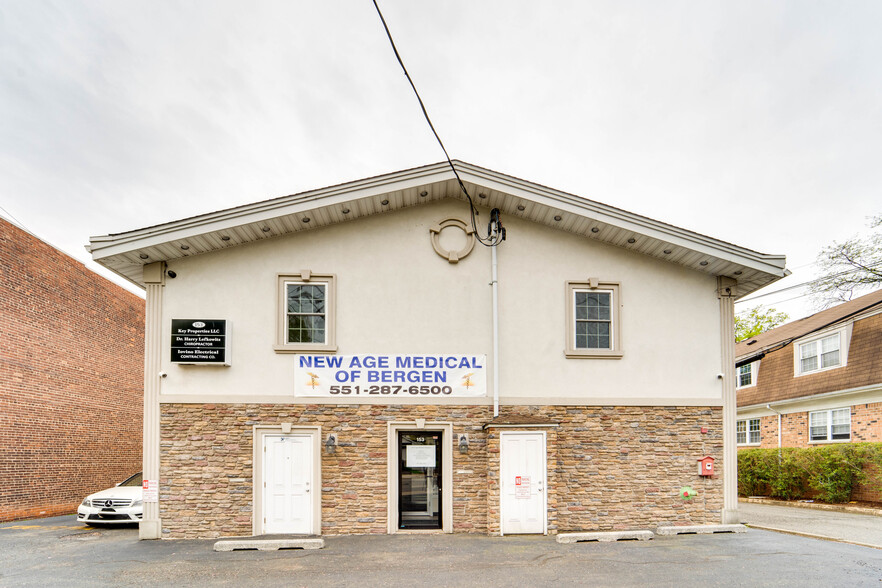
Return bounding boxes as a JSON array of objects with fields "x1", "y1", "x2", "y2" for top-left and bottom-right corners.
[
  {"x1": 0, "y1": 218, "x2": 145, "y2": 522},
  {"x1": 735, "y1": 288, "x2": 882, "y2": 453}
]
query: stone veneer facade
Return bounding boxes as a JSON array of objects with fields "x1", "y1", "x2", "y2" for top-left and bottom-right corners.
[{"x1": 159, "y1": 404, "x2": 723, "y2": 539}]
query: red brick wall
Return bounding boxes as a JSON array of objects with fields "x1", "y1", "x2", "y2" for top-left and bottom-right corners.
[
  {"x1": 738, "y1": 403, "x2": 882, "y2": 451},
  {"x1": 737, "y1": 403, "x2": 882, "y2": 501},
  {"x1": 0, "y1": 219, "x2": 145, "y2": 522}
]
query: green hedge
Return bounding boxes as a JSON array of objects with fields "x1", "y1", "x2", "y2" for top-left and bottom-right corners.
[{"x1": 738, "y1": 443, "x2": 882, "y2": 503}]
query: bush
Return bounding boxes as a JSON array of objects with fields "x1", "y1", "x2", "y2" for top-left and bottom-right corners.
[{"x1": 738, "y1": 443, "x2": 882, "y2": 503}]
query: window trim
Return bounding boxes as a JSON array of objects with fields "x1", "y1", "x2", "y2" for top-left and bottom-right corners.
[
  {"x1": 736, "y1": 361, "x2": 758, "y2": 389},
  {"x1": 274, "y1": 271, "x2": 337, "y2": 354},
  {"x1": 794, "y1": 327, "x2": 847, "y2": 377},
  {"x1": 808, "y1": 407, "x2": 851, "y2": 443},
  {"x1": 565, "y1": 280, "x2": 622, "y2": 359},
  {"x1": 736, "y1": 418, "x2": 761, "y2": 446}
]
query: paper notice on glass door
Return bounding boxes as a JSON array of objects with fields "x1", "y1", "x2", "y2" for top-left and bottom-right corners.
[{"x1": 406, "y1": 445, "x2": 436, "y2": 468}]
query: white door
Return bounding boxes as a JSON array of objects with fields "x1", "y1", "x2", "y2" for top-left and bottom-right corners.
[
  {"x1": 263, "y1": 434, "x2": 313, "y2": 534},
  {"x1": 500, "y1": 431, "x2": 546, "y2": 534}
]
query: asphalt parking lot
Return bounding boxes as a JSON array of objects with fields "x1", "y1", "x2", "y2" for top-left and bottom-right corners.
[{"x1": 2, "y1": 515, "x2": 882, "y2": 587}]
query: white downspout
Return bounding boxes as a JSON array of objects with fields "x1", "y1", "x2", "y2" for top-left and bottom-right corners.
[
  {"x1": 766, "y1": 404, "x2": 782, "y2": 450},
  {"x1": 491, "y1": 242, "x2": 499, "y2": 417}
]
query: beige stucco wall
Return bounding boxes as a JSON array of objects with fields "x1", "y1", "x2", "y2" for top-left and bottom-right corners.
[{"x1": 156, "y1": 199, "x2": 723, "y2": 405}]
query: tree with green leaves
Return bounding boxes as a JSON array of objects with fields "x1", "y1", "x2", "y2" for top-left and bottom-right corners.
[
  {"x1": 810, "y1": 214, "x2": 882, "y2": 307},
  {"x1": 735, "y1": 306, "x2": 789, "y2": 342}
]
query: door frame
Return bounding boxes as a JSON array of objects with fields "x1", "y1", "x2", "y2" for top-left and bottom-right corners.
[
  {"x1": 253, "y1": 425, "x2": 322, "y2": 536},
  {"x1": 387, "y1": 421, "x2": 453, "y2": 534},
  {"x1": 499, "y1": 430, "x2": 548, "y2": 536}
]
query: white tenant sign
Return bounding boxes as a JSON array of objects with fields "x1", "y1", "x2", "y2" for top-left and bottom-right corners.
[
  {"x1": 142, "y1": 479, "x2": 158, "y2": 503},
  {"x1": 515, "y1": 476, "x2": 531, "y2": 499},
  {"x1": 294, "y1": 354, "x2": 487, "y2": 398},
  {"x1": 406, "y1": 445, "x2": 436, "y2": 468}
]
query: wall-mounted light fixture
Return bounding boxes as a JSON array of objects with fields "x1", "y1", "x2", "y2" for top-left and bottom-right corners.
[
  {"x1": 458, "y1": 433, "x2": 469, "y2": 454},
  {"x1": 325, "y1": 433, "x2": 337, "y2": 455}
]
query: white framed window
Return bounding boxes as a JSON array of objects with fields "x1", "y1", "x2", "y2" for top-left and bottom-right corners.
[
  {"x1": 797, "y1": 331, "x2": 843, "y2": 375},
  {"x1": 274, "y1": 272, "x2": 337, "y2": 353},
  {"x1": 736, "y1": 418, "x2": 761, "y2": 445},
  {"x1": 565, "y1": 280, "x2": 622, "y2": 359},
  {"x1": 736, "y1": 362, "x2": 758, "y2": 388},
  {"x1": 809, "y1": 408, "x2": 851, "y2": 442}
]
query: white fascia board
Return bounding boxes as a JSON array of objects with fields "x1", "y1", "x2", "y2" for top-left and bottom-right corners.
[
  {"x1": 89, "y1": 164, "x2": 457, "y2": 260},
  {"x1": 738, "y1": 382, "x2": 882, "y2": 417},
  {"x1": 455, "y1": 162, "x2": 787, "y2": 277},
  {"x1": 89, "y1": 160, "x2": 786, "y2": 280}
]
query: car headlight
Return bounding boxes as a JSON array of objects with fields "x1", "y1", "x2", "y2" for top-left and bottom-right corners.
[
  {"x1": 131, "y1": 499, "x2": 143, "y2": 507},
  {"x1": 81, "y1": 499, "x2": 91, "y2": 507}
]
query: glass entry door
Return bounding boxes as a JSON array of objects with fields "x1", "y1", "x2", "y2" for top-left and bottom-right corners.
[{"x1": 398, "y1": 431, "x2": 442, "y2": 529}]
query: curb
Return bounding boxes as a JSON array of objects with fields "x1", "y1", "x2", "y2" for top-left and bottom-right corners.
[
  {"x1": 745, "y1": 524, "x2": 882, "y2": 551},
  {"x1": 740, "y1": 497, "x2": 882, "y2": 516}
]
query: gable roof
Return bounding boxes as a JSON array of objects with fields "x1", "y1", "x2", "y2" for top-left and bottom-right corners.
[
  {"x1": 88, "y1": 161, "x2": 787, "y2": 294},
  {"x1": 735, "y1": 288, "x2": 882, "y2": 362}
]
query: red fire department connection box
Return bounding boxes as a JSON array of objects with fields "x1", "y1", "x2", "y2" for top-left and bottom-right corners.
[{"x1": 697, "y1": 456, "x2": 715, "y2": 476}]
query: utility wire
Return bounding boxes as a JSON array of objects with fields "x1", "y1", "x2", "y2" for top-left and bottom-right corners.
[
  {"x1": 735, "y1": 261, "x2": 882, "y2": 305},
  {"x1": 371, "y1": 0, "x2": 503, "y2": 246}
]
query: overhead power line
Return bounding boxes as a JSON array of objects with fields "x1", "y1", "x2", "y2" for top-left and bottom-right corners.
[
  {"x1": 736, "y1": 261, "x2": 882, "y2": 305},
  {"x1": 371, "y1": 0, "x2": 504, "y2": 246}
]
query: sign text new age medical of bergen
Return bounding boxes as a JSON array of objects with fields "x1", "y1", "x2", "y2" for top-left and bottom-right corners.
[{"x1": 294, "y1": 354, "x2": 487, "y2": 397}]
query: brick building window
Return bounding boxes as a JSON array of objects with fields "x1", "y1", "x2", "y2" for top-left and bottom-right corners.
[
  {"x1": 809, "y1": 408, "x2": 850, "y2": 442},
  {"x1": 737, "y1": 418, "x2": 760, "y2": 445}
]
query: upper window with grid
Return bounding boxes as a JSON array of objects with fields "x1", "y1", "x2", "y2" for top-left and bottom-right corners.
[
  {"x1": 575, "y1": 290, "x2": 612, "y2": 350},
  {"x1": 737, "y1": 362, "x2": 757, "y2": 388},
  {"x1": 798, "y1": 332, "x2": 841, "y2": 375},
  {"x1": 275, "y1": 272, "x2": 337, "y2": 353},
  {"x1": 286, "y1": 283, "x2": 326, "y2": 344},
  {"x1": 565, "y1": 281, "x2": 622, "y2": 359}
]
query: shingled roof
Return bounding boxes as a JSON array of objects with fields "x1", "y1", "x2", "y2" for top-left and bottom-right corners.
[{"x1": 736, "y1": 288, "x2": 882, "y2": 362}]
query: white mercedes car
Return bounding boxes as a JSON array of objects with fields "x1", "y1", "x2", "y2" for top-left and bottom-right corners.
[{"x1": 77, "y1": 473, "x2": 143, "y2": 525}]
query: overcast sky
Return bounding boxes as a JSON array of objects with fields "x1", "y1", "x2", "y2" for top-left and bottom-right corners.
[{"x1": 2, "y1": 1, "x2": 880, "y2": 320}]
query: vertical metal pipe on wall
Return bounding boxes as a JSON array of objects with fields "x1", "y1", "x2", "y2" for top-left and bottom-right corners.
[{"x1": 491, "y1": 243, "x2": 499, "y2": 418}]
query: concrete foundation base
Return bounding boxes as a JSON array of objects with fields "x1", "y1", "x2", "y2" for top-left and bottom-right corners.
[
  {"x1": 138, "y1": 519, "x2": 162, "y2": 540},
  {"x1": 721, "y1": 508, "x2": 740, "y2": 524}
]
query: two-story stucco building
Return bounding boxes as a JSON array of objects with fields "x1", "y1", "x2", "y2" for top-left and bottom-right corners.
[{"x1": 88, "y1": 162, "x2": 787, "y2": 539}]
